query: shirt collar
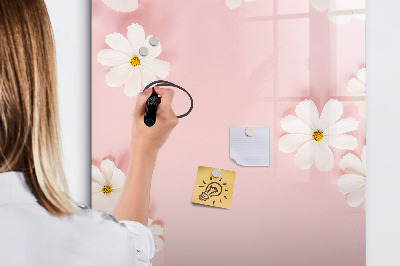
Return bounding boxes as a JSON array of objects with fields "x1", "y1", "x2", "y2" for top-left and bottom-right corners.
[{"x1": 0, "y1": 171, "x2": 38, "y2": 205}]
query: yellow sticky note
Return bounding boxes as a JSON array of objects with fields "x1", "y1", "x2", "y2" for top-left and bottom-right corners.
[{"x1": 192, "y1": 166, "x2": 236, "y2": 209}]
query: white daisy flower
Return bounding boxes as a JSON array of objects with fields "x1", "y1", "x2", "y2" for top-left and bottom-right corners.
[
  {"x1": 348, "y1": 68, "x2": 366, "y2": 118},
  {"x1": 337, "y1": 145, "x2": 366, "y2": 207},
  {"x1": 309, "y1": 0, "x2": 366, "y2": 24},
  {"x1": 225, "y1": 0, "x2": 255, "y2": 9},
  {"x1": 97, "y1": 23, "x2": 170, "y2": 97},
  {"x1": 92, "y1": 159, "x2": 126, "y2": 214},
  {"x1": 100, "y1": 0, "x2": 139, "y2": 13},
  {"x1": 279, "y1": 99, "x2": 359, "y2": 171},
  {"x1": 148, "y1": 218, "x2": 164, "y2": 252}
]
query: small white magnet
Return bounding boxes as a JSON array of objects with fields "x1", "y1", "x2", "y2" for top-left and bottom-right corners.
[
  {"x1": 245, "y1": 127, "x2": 255, "y2": 137},
  {"x1": 139, "y1": 47, "x2": 149, "y2": 56},
  {"x1": 149, "y1": 36, "x2": 160, "y2": 46},
  {"x1": 211, "y1": 168, "x2": 222, "y2": 178}
]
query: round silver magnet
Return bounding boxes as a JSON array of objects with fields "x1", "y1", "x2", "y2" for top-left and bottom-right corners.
[
  {"x1": 139, "y1": 46, "x2": 149, "y2": 56},
  {"x1": 211, "y1": 168, "x2": 222, "y2": 178},
  {"x1": 245, "y1": 127, "x2": 255, "y2": 137},
  {"x1": 149, "y1": 36, "x2": 160, "y2": 46}
]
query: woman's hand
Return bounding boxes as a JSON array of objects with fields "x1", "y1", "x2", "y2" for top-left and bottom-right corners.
[
  {"x1": 113, "y1": 87, "x2": 178, "y2": 225},
  {"x1": 130, "y1": 87, "x2": 179, "y2": 157}
]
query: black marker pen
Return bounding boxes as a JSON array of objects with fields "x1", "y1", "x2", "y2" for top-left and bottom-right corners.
[{"x1": 144, "y1": 88, "x2": 158, "y2": 127}]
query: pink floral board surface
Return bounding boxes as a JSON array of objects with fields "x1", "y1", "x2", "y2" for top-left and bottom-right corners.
[{"x1": 92, "y1": 0, "x2": 366, "y2": 265}]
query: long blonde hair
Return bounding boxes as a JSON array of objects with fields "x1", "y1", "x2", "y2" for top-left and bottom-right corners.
[{"x1": 0, "y1": 0, "x2": 76, "y2": 216}]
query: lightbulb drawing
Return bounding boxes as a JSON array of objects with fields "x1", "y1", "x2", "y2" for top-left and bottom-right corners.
[
  {"x1": 199, "y1": 182, "x2": 222, "y2": 201},
  {"x1": 192, "y1": 166, "x2": 236, "y2": 209},
  {"x1": 197, "y1": 175, "x2": 229, "y2": 206}
]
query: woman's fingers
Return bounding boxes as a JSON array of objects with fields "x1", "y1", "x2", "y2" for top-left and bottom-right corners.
[
  {"x1": 153, "y1": 87, "x2": 178, "y2": 126},
  {"x1": 154, "y1": 87, "x2": 174, "y2": 108},
  {"x1": 133, "y1": 88, "x2": 152, "y2": 118},
  {"x1": 134, "y1": 87, "x2": 178, "y2": 128},
  {"x1": 168, "y1": 109, "x2": 179, "y2": 127}
]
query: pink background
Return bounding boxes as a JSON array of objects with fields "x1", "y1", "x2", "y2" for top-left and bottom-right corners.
[{"x1": 92, "y1": 0, "x2": 366, "y2": 265}]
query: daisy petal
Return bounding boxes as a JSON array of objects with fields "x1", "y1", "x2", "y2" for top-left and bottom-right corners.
[
  {"x1": 149, "y1": 224, "x2": 164, "y2": 236},
  {"x1": 294, "y1": 141, "x2": 315, "y2": 169},
  {"x1": 100, "y1": 159, "x2": 116, "y2": 183},
  {"x1": 323, "y1": 117, "x2": 359, "y2": 135},
  {"x1": 309, "y1": 0, "x2": 330, "y2": 11},
  {"x1": 100, "y1": 0, "x2": 139, "y2": 12},
  {"x1": 280, "y1": 115, "x2": 313, "y2": 134},
  {"x1": 92, "y1": 165, "x2": 106, "y2": 184},
  {"x1": 339, "y1": 0, "x2": 365, "y2": 10},
  {"x1": 337, "y1": 174, "x2": 365, "y2": 194},
  {"x1": 348, "y1": 77, "x2": 366, "y2": 95},
  {"x1": 323, "y1": 134, "x2": 358, "y2": 150},
  {"x1": 141, "y1": 59, "x2": 170, "y2": 79},
  {"x1": 346, "y1": 186, "x2": 365, "y2": 207},
  {"x1": 340, "y1": 153, "x2": 364, "y2": 175},
  {"x1": 226, "y1": 0, "x2": 242, "y2": 9},
  {"x1": 142, "y1": 35, "x2": 162, "y2": 60},
  {"x1": 361, "y1": 145, "x2": 366, "y2": 174},
  {"x1": 361, "y1": 145, "x2": 366, "y2": 165},
  {"x1": 328, "y1": 11, "x2": 352, "y2": 24},
  {"x1": 92, "y1": 192, "x2": 107, "y2": 211},
  {"x1": 354, "y1": 13, "x2": 366, "y2": 20},
  {"x1": 140, "y1": 67, "x2": 157, "y2": 88},
  {"x1": 154, "y1": 236, "x2": 164, "y2": 252},
  {"x1": 357, "y1": 68, "x2": 366, "y2": 84},
  {"x1": 147, "y1": 218, "x2": 154, "y2": 226},
  {"x1": 92, "y1": 190, "x2": 119, "y2": 214},
  {"x1": 127, "y1": 23, "x2": 145, "y2": 52},
  {"x1": 108, "y1": 189, "x2": 121, "y2": 208},
  {"x1": 92, "y1": 182, "x2": 103, "y2": 194},
  {"x1": 110, "y1": 168, "x2": 126, "y2": 190},
  {"x1": 279, "y1": 134, "x2": 311, "y2": 153},
  {"x1": 314, "y1": 142, "x2": 334, "y2": 171},
  {"x1": 295, "y1": 100, "x2": 319, "y2": 131},
  {"x1": 319, "y1": 99, "x2": 343, "y2": 131},
  {"x1": 357, "y1": 102, "x2": 366, "y2": 118},
  {"x1": 124, "y1": 67, "x2": 142, "y2": 97},
  {"x1": 105, "y1": 33, "x2": 133, "y2": 57},
  {"x1": 97, "y1": 49, "x2": 130, "y2": 67},
  {"x1": 105, "y1": 63, "x2": 133, "y2": 87}
]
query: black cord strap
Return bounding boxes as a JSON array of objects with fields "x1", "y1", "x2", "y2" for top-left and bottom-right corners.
[{"x1": 143, "y1": 80, "x2": 193, "y2": 118}]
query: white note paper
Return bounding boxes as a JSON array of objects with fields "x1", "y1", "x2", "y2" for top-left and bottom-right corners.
[{"x1": 230, "y1": 126, "x2": 270, "y2": 167}]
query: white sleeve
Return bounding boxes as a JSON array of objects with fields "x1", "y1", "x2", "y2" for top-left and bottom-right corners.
[
  {"x1": 119, "y1": 220, "x2": 156, "y2": 265},
  {"x1": 81, "y1": 206, "x2": 156, "y2": 266}
]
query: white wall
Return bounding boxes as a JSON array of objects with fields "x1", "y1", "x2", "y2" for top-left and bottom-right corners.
[
  {"x1": 45, "y1": 0, "x2": 91, "y2": 205},
  {"x1": 44, "y1": 0, "x2": 400, "y2": 264},
  {"x1": 366, "y1": 1, "x2": 400, "y2": 265}
]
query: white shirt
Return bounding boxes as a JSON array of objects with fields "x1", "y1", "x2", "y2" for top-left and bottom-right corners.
[{"x1": 0, "y1": 171, "x2": 155, "y2": 266}]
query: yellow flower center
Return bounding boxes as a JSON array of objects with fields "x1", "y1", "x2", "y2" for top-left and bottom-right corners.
[
  {"x1": 101, "y1": 185, "x2": 112, "y2": 195},
  {"x1": 130, "y1": 56, "x2": 141, "y2": 67},
  {"x1": 312, "y1": 131, "x2": 323, "y2": 142}
]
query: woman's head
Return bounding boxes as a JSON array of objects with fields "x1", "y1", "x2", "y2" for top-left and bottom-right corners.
[{"x1": 0, "y1": 0, "x2": 76, "y2": 215}]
